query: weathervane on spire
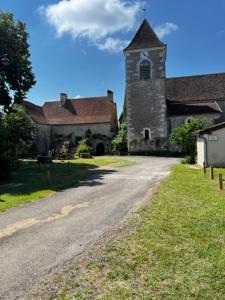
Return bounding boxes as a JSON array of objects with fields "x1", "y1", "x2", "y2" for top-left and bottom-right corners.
[{"x1": 142, "y1": 4, "x2": 147, "y2": 18}]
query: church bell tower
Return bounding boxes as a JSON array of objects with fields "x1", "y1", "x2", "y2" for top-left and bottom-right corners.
[{"x1": 124, "y1": 19, "x2": 168, "y2": 154}]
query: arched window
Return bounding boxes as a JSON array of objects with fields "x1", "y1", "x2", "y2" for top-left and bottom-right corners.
[
  {"x1": 144, "y1": 129, "x2": 150, "y2": 140},
  {"x1": 140, "y1": 60, "x2": 151, "y2": 80},
  {"x1": 185, "y1": 117, "x2": 192, "y2": 124}
]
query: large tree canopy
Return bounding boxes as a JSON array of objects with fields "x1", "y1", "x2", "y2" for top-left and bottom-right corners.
[{"x1": 0, "y1": 12, "x2": 35, "y2": 111}]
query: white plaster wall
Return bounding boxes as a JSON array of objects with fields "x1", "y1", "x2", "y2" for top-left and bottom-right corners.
[
  {"x1": 206, "y1": 129, "x2": 225, "y2": 167},
  {"x1": 197, "y1": 138, "x2": 205, "y2": 167}
]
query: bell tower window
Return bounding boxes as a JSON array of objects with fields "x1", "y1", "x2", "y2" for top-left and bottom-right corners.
[
  {"x1": 140, "y1": 60, "x2": 151, "y2": 80},
  {"x1": 143, "y1": 128, "x2": 151, "y2": 140}
]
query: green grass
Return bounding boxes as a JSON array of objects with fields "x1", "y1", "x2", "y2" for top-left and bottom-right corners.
[
  {"x1": 56, "y1": 164, "x2": 225, "y2": 300},
  {"x1": 0, "y1": 156, "x2": 134, "y2": 212}
]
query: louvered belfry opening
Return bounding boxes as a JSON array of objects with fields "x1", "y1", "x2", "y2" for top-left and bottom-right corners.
[{"x1": 140, "y1": 60, "x2": 151, "y2": 80}]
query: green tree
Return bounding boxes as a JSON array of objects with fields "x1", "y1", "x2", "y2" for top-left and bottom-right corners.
[
  {"x1": 112, "y1": 108, "x2": 128, "y2": 155},
  {"x1": 0, "y1": 12, "x2": 35, "y2": 112},
  {"x1": 0, "y1": 120, "x2": 10, "y2": 179},
  {"x1": 3, "y1": 104, "x2": 37, "y2": 158},
  {"x1": 170, "y1": 118, "x2": 206, "y2": 162},
  {"x1": 0, "y1": 105, "x2": 37, "y2": 179}
]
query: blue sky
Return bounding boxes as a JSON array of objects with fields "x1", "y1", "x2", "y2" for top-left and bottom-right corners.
[{"x1": 1, "y1": 0, "x2": 225, "y2": 115}]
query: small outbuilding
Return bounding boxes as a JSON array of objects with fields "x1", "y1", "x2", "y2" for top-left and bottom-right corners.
[{"x1": 195, "y1": 122, "x2": 225, "y2": 167}]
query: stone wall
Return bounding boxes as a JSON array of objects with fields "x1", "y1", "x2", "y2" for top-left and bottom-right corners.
[
  {"x1": 125, "y1": 46, "x2": 168, "y2": 154},
  {"x1": 169, "y1": 113, "x2": 221, "y2": 133},
  {"x1": 168, "y1": 113, "x2": 221, "y2": 153},
  {"x1": 36, "y1": 124, "x2": 51, "y2": 154},
  {"x1": 36, "y1": 122, "x2": 113, "y2": 154}
]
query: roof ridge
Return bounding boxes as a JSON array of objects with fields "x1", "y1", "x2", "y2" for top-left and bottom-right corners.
[
  {"x1": 70, "y1": 96, "x2": 109, "y2": 101},
  {"x1": 43, "y1": 96, "x2": 110, "y2": 105},
  {"x1": 195, "y1": 121, "x2": 225, "y2": 135},
  {"x1": 167, "y1": 72, "x2": 225, "y2": 80}
]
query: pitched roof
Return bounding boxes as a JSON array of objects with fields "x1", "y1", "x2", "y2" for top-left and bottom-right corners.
[
  {"x1": 194, "y1": 121, "x2": 225, "y2": 135},
  {"x1": 23, "y1": 101, "x2": 48, "y2": 124},
  {"x1": 124, "y1": 19, "x2": 165, "y2": 51},
  {"x1": 166, "y1": 73, "x2": 225, "y2": 103},
  {"x1": 168, "y1": 101, "x2": 222, "y2": 116},
  {"x1": 24, "y1": 96, "x2": 118, "y2": 126}
]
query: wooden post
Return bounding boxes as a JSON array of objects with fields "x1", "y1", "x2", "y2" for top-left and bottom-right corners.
[
  {"x1": 210, "y1": 166, "x2": 214, "y2": 180},
  {"x1": 47, "y1": 170, "x2": 51, "y2": 185},
  {"x1": 219, "y1": 173, "x2": 223, "y2": 190},
  {"x1": 203, "y1": 162, "x2": 207, "y2": 174}
]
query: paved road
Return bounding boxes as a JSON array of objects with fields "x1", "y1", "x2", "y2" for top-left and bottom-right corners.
[{"x1": 0, "y1": 157, "x2": 179, "y2": 299}]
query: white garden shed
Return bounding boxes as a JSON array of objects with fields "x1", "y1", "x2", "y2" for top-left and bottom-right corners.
[{"x1": 195, "y1": 122, "x2": 225, "y2": 167}]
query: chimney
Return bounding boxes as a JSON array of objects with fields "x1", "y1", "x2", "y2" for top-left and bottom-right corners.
[
  {"x1": 60, "y1": 93, "x2": 68, "y2": 106},
  {"x1": 107, "y1": 90, "x2": 114, "y2": 101}
]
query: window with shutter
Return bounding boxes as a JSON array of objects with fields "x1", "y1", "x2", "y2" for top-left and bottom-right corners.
[{"x1": 140, "y1": 60, "x2": 151, "y2": 80}]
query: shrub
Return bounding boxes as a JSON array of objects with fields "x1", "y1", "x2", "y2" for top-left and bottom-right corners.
[
  {"x1": 182, "y1": 155, "x2": 196, "y2": 165},
  {"x1": 76, "y1": 140, "x2": 93, "y2": 157},
  {"x1": 170, "y1": 118, "x2": 206, "y2": 164},
  {"x1": 112, "y1": 122, "x2": 128, "y2": 155}
]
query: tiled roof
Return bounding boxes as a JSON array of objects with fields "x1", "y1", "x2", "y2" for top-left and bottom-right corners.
[
  {"x1": 23, "y1": 101, "x2": 48, "y2": 124},
  {"x1": 168, "y1": 101, "x2": 222, "y2": 116},
  {"x1": 194, "y1": 121, "x2": 225, "y2": 135},
  {"x1": 24, "y1": 96, "x2": 118, "y2": 126},
  {"x1": 166, "y1": 73, "x2": 225, "y2": 102},
  {"x1": 124, "y1": 19, "x2": 165, "y2": 51}
]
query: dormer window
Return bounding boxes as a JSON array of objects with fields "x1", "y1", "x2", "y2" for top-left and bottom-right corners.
[{"x1": 140, "y1": 60, "x2": 151, "y2": 80}]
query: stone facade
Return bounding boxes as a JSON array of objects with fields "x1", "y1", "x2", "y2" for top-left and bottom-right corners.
[
  {"x1": 169, "y1": 113, "x2": 221, "y2": 132},
  {"x1": 24, "y1": 91, "x2": 118, "y2": 155},
  {"x1": 124, "y1": 19, "x2": 225, "y2": 154},
  {"x1": 125, "y1": 47, "x2": 168, "y2": 153}
]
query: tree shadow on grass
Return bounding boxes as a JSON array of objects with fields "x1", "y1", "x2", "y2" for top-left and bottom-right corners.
[{"x1": 0, "y1": 160, "x2": 117, "y2": 200}]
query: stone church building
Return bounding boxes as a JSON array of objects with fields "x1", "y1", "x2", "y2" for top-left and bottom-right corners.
[
  {"x1": 25, "y1": 19, "x2": 225, "y2": 156},
  {"x1": 124, "y1": 19, "x2": 225, "y2": 154},
  {"x1": 24, "y1": 91, "x2": 118, "y2": 155}
]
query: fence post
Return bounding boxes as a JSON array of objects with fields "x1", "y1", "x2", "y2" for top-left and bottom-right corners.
[
  {"x1": 210, "y1": 166, "x2": 214, "y2": 180},
  {"x1": 203, "y1": 162, "x2": 207, "y2": 174},
  {"x1": 219, "y1": 173, "x2": 223, "y2": 190},
  {"x1": 47, "y1": 170, "x2": 51, "y2": 185}
]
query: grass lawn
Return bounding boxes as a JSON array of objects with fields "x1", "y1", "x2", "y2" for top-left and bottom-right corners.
[
  {"x1": 0, "y1": 156, "x2": 134, "y2": 212},
  {"x1": 56, "y1": 164, "x2": 225, "y2": 300}
]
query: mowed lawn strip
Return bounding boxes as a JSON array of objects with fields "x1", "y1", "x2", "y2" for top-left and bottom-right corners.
[
  {"x1": 57, "y1": 164, "x2": 225, "y2": 300},
  {"x1": 0, "y1": 156, "x2": 134, "y2": 212}
]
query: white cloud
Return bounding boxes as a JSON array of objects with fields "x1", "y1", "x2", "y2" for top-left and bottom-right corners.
[
  {"x1": 155, "y1": 22, "x2": 178, "y2": 39},
  {"x1": 75, "y1": 95, "x2": 81, "y2": 99},
  {"x1": 40, "y1": 0, "x2": 143, "y2": 53},
  {"x1": 97, "y1": 37, "x2": 130, "y2": 53},
  {"x1": 40, "y1": 0, "x2": 178, "y2": 52}
]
